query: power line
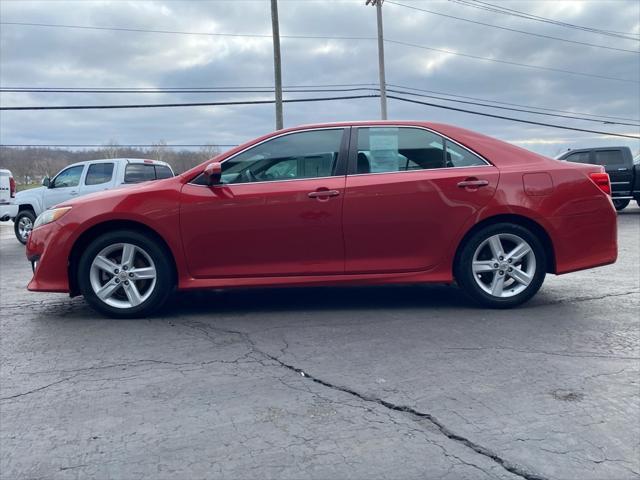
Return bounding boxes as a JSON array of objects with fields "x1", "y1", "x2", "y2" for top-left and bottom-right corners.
[
  {"x1": 0, "y1": 87, "x2": 379, "y2": 94},
  {"x1": 1, "y1": 91, "x2": 638, "y2": 139},
  {"x1": 0, "y1": 94, "x2": 378, "y2": 110},
  {"x1": 2, "y1": 21, "x2": 638, "y2": 83},
  {"x1": 385, "y1": 1, "x2": 639, "y2": 54},
  {"x1": 451, "y1": 0, "x2": 640, "y2": 41},
  {"x1": 5, "y1": 84, "x2": 638, "y2": 126},
  {"x1": 387, "y1": 83, "x2": 640, "y2": 123},
  {"x1": 387, "y1": 94, "x2": 640, "y2": 139}
]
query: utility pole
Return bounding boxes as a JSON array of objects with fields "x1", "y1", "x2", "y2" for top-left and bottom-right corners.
[
  {"x1": 366, "y1": 0, "x2": 387, "y2": 120},
  {"x1": 270, "y1": 0, "x2": 284, "y2": 130}
]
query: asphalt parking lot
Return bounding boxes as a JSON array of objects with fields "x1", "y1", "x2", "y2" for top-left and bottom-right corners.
[{"x1": 1, "y1": 207, "x2": 638, "y2": 480}]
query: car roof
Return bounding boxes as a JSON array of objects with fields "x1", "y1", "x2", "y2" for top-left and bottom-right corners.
[{"x1": 63, "y1": 158, "x2": 171, "y2": 169}]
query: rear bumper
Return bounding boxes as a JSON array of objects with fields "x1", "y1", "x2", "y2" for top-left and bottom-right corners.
[
  {"x1": 550, "y1": 202, "x2": 618, "y2": 275},
  {"x1": 0, "y1": 203, "x2": 17, "y2": 221}
]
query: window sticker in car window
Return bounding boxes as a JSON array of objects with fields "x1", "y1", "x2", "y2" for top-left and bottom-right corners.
[{"x1": 369, "y1": 134, "x2": 400, "y2": 173}]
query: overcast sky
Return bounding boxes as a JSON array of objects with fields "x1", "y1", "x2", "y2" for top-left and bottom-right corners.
[{"x1": 1, "y1": 0, "x2": 639, "y2": 157}]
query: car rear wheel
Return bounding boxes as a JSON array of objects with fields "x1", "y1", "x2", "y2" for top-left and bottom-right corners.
[
  {"x1": 612, "y1": 199, "x2": 630, "y2": 211},
  {"x1": 77, "y1": 230, "x2": 173, "y2": 318},
  {"x1": 14, "y1": 210, "x2": 35, "y2": 244},
  {"x1": 455, "y1": 223, "x2": 546, "y2": 308}
]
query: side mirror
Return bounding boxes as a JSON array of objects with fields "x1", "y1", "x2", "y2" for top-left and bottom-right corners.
[
  {"x1": 203, "y1": 162, "x2": 222, "y2": 186},
  {"x1": 42, "y1": 176, "x2": 50, "y2": 188}
]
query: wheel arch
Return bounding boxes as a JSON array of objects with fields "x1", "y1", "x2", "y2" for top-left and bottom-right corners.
[
  {"x1": 68, "y1": 220, "x2": 178, "y2": 297},
  {"x1": 454, "y1": 214, "x2": 557, "y2": 275}
]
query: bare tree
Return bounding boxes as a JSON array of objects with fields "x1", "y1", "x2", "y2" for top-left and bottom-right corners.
[
  {"x1": 198, "y1": 143, "x2": 221, "y2": 162},
  {"x1": 151, "y1": 140, "x2": 168, "y2": 162},
  {"x1": 103, "y1": 139, "x2": 121, "y2": 159}
]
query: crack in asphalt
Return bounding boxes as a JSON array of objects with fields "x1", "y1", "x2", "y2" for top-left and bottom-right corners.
[
  {"x1": 0, "y1": 376, "x2": 77, "y2": 401},
  {"x1": 180, "y1": 321, "x2": 547, "y2": 480}
]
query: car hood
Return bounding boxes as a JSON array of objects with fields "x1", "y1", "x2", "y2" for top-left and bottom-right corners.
[
  {"x1": 15, "y1": 186, "x2": 46, "y2": 200},
  {"x1": 56, "y1": 177, "x2": 177, "y2": 209}
]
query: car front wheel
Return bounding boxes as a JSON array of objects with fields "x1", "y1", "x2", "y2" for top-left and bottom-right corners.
[
  {"x1": 455, "y1": 223, "x2": 547, "y2": 308},
  {"x1": 14, "y1": 210, "x2": 35, "y2": 244},
  {"x1": 77, "y1": 230, "x2": 174, "y2": 318}
]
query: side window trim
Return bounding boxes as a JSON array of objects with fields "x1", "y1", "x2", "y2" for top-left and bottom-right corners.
[
  {"x1": 347, "y1": 125, "x2": 491, "y2": 176},
  {"x1": 84, "y1": 162, "x2": 115, "y2": 186},
  {"x1": 189, "y1": 127, "x2": 350, "y2": 186}
]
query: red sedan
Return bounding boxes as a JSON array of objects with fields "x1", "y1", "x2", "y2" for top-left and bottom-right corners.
[{"x1": 26, "y1": 121, "x2": 617, "y2": 318}]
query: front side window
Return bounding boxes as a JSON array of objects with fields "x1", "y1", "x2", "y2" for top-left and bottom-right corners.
[
  {"x1": 594, "y1": 150, "x2": 625, "y2": 167},
  {"x1": 355, "y1": 127, "x2": 448, "y2": 174},
  {"x1": 85, "y1": 163, "x2": 114, "y2": 186},
  {"x1": 51, "y1": 165, "x2": 84, "y2": 188},
  {"x1": 564, "y1": 151, "x2": 590, "y2": 164},
  {"x1": 215, "y1": 129, "x2": 344, "y2": 184}
]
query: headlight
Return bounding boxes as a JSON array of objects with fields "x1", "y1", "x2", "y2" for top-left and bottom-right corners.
[{"x1": 33, "y1": 207, "x2": 72, "y2": 229}]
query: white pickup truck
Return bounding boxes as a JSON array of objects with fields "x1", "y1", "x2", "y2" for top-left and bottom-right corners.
[
  {"x1": 13, "y1": 158, "x2": 174, "y2": 243},
  {"x1": 0, "y1": 169, "x2": 18, "y2": 222}
]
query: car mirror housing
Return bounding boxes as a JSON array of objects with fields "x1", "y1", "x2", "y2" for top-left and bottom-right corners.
[
  {"x1": 42, "y1": 176, "x2": 50, "y2": 188},
  {"x1": 203, "y1": 162, "x2": 222, "y2": 186}
]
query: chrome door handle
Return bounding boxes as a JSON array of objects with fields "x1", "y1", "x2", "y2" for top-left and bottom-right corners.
[
  {"x1": 457, "y1": 179, "x2": 489, "y2": 188},
  {"x1": 308, "y1": 189, "x2": 340, "y2": 198}
]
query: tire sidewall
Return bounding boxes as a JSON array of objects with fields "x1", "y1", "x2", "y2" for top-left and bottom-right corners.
[
  {"x1": 14, "y1": 210, "x2": 35, "y2": 244},
  {"x1": 613, "y1": 199, "x2": 629, "y2": 211},
  {"x1": 456, "y1": 223, "x2": 547, "y2": 308},
  {"x1": 78, "y1": 230, "x2": 173, "y2": 318}
]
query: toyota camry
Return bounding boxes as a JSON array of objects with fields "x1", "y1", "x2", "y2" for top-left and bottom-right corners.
[{"x1": 26, "y1": 121, "x2": 617, "y2": 318}]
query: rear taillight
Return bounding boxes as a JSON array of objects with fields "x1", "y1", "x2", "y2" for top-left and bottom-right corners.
[
  {"x1": 589, "y1": 172, "x2": 611, "y2": 195},
  {"x1": 9, "y1": 176, "x2": 16, "y2": 198}
]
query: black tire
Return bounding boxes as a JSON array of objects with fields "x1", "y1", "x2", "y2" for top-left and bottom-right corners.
[
  {"x1": 455, "y1": 223, "x2": 547, "y2": 308},
  {"x1": 14, "y1": 209, "x2": 35, "y2": 244},
  {"x1": 612, "y1": 199, "x2": 630, "y2": 211},
  {"x1": 77, "y1": 230, "x2": 174, "y2": 318}
]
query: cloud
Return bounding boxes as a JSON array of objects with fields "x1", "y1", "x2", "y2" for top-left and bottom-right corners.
[{"x1": 0, "y1": 0, "x2": 638, "y2": 157}]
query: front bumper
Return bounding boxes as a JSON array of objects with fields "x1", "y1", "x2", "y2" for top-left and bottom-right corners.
[{"x1": 26, "y1": 221, "x2": 73, "y2": 293}]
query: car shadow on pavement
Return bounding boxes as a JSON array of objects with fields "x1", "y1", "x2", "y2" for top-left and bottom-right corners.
[{"x1": 162, "y1": 284, "x2": 475, "y2": 318}]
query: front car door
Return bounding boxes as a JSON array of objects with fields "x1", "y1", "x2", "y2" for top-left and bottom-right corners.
[
  {"x1": 592, "y1": 149, "x2": 633, "y2": 198},
  {"x1": 43, "y1": 164, "x2": 85, "y2": 209},
  {"x1": 180, "y1": 128, "x2": 349, "y2": 278},
  {"x1": 342, "y1": 126, "x2": 499, "y2": 273}
]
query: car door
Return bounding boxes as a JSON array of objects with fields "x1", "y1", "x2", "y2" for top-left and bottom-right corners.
[
  {"x1": 342, "y1": 126, "x2": 499, "y2": 273},
  {"x1": 43, "y1": 164, "x2": 85, "y2": 209},
  {"x1": 180, "y1": 128, "x2": 349, "y2": 278},
  {"x1": 79, "y1": 161, "x2": 116, "y2": 196}
]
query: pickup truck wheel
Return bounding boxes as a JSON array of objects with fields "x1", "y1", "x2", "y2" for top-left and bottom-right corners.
[
  {"x1": 77, "y1": 230, "x2": 173, "y2": 318},
  {"x1": 14, "y1": 210, "x2": 35, "y2": 244},
  {"x1": 455, "y1": 223, "x2": 546, "y2": 308},
  {"x1": 612, "y1": 199, "x2": 630, "y2": 211}
]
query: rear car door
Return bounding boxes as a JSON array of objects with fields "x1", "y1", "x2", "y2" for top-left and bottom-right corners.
[
  {"x1": 342, "y1": 126, "x2": 499, "y2": 273},
  {"x1": 180, "y1": 128, "x2": 348, "y2": 278},
  {"x1": 43, "y1": 164, "x2": 85, "y2": 209},
  {"x1": 79, "y1": 161, "x2": 116, "y2": 195}
]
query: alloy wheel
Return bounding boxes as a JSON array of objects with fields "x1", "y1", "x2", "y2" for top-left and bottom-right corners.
[
  {"x1": 471, "y1": 233, "x2": 536, "y2": 298},
  {"x1": 18, "y1": 216, "x2": 33, "y2": 242},
  {"x1": 89, "y1": 242, "x2": 157, "y2": 309}
]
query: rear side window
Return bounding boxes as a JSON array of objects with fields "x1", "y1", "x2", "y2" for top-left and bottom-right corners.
[
  {"x1": 445, "y1": 140, "x2": 486, "y2": 167},
  {"x1": 564, "y1": 151, "x2": 591, "y2": 164},
  {"x1": 155, "y1": 165, "x2": 173, "y2": 179},
  {"x1": 85, "y1": 163, "x2": 114, "y2": 185},
  {"x1": 594, "y1": 150, "x2": 625, "y2": 167},
  {"x1": 356, "y1": 127, "x2": 446, "y2": 173},
  {"x1": 124, "y1": 164, "x2": 156, "y2": 183}
]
